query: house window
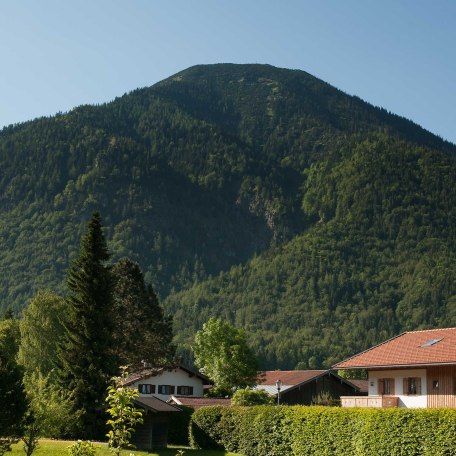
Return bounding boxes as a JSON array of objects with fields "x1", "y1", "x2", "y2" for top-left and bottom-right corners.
[
  {"x1": 158, "y1": 385, "x2": 175, "y2": 395},
  {"x1": 378, "y1": 378, "x2": 395, "y2": 395},
  {"x1": 403, "y1": 377, "x2": 421, "y2": 395},
  {"x1": 432, "y1": 380, "x2": 439, "y2": 390},
  {"x1": 177, "y1": 386, "x2": 194, "y2": 396},
  {"x1": 138, "y1": 384, "x2": 155, "y2": 394}
]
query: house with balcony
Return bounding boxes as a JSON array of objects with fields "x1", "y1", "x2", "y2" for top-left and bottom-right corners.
[{"x1": 333, "y1": 327, "x2": 456, "y2": 408}]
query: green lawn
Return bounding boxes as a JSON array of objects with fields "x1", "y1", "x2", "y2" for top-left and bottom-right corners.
[{"x1": 10, "y1": 440, "x2": 239, "y2": 456}]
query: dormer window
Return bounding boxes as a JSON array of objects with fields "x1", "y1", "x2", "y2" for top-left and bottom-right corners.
[{"x1": 421, "y1": 338, "x2": 443, "y2": 347}]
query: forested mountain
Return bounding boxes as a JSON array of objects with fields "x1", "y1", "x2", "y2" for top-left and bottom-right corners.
[
  {"x1": 166, "y1": 135, "x2": 456, "y2": 368},
  {"x1": 1, "y1": 64, "x2": 455, "y2": 369}
]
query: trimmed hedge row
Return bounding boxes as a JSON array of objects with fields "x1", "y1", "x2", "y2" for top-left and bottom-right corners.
[
  {"x1": 168, "y1": 405, "x2": 194, "y2": 446},
  {"x1": 190, "y1": 405, "x2": 456, "y2": 456}
]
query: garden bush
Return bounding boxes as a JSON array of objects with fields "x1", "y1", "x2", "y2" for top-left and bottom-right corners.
[
  {"x1": 190, "y1": 406, "x2": 456, "y2": 456},
  {"x1": 67, "y1": 440, "x2": 98, "y2": 456},
  {"x1": 168, "y1": 405, "x2": 194, "y2": 446},
  {"x1": 189, "y1": 406, "x2": 226, "y2": 450}
]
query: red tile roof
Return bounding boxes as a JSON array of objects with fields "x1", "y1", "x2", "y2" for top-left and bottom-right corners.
[
  {"x1": 334, "y1": 328, "x2": 456, "y2": 369},
  {"x1": 257, "y1": 370, "x2": 327, "y2": 386},
  {"x1": 123, "y1": 365, "x2": 208, "y2": 386},
  {"x1": 124, "y1": 367, "x2": 165, "y2": 385},
  {"x1": 347, "y1": 379, "x2": 368, "y2": 393},
  {"x1": 168, "y1": 396, "x2": 231, "y2": 409}
]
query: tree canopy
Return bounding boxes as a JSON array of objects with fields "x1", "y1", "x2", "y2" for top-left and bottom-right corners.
[
  {"x1": 193, "y1": 317, "x2": 259, "y2": 392},
  {"x1": 18, "y1": 290, "x2": 66, "y2": 377},
  {"x1": 111, "y1": 258, "x2": 174, "y2": 368}
]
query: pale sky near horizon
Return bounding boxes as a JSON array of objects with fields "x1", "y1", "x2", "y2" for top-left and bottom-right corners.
[{"x1": 1, "y1": 1, "x2": 455, "y2": 144}]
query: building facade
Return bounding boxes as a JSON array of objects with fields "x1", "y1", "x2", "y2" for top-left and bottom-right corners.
[{"x1": 124, "y1": 366, "x2": 207, "y2": 401}]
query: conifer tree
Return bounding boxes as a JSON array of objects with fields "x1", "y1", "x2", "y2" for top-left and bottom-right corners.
[
  {"x1": 0, "y1": 318, "x2": 27, "y2": 444},
  {"x1": 57, "y1": 212, "x2": 117, "y2": 438},
  {"x1": 111, "y1": 258, "x2": 174, "y2": 369}
]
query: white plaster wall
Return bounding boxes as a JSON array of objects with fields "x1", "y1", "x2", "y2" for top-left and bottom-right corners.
[
  {"x1": 368, "y1": 369, "x2": 427, "y2": 408},
  {"x1": 130, "y1": 368, "x2": 205, "y2": 401}
]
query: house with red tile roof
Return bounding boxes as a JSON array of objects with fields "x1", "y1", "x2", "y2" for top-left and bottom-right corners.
[
  {"x1": 254, "y1": 370, "x2": 363, "y2": 405},
  {"x1": 124, "y1": 365, "x2": 209, "y2": 401},
  {"x1": 333, "y1": 328, "x2": 456, "y2": 408}
]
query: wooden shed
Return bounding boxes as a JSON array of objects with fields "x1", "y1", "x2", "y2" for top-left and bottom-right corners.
[
  {"x1": 131, "y1": 396, "x2": 181, "y2": 450},
  {"x1": 255, "y1": 370, "x2": 363, "y2": 405}
]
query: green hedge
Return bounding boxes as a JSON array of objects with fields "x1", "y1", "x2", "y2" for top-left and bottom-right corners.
[
  {"x1": 168, "y1": 405, "x2": 194, "y2": 446},
  {"x1": 190, "y1": 406, "x2": 456, "y2": 456}
]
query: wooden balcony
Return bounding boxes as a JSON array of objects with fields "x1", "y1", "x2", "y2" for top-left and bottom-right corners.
[{"x1": 340, "y1": 395, "x2": 398, "y2": 408}]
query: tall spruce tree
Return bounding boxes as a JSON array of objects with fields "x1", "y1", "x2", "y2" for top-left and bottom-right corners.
[
  {"x1": 57, "y1": 212, "x2": 116, "y2": 438},
  {"x1": 111, "y1": 258, "x2": 174, "y2": 369}
]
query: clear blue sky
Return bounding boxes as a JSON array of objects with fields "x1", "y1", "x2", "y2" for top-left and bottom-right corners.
[{"x1": 1, "y1": 0, "x2": 455, "y2": 143}]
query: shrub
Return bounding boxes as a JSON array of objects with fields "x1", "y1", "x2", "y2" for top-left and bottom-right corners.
[
  {"x1": 310, "y1": 391, "x2": 339, "y2": 406},
  {"x1": 189, "y1": 406, "x2": 225, "y2": 450},
  {"x1": 190, "y1": 406, "x2": 291, "y2": 455},
  {"x1": 190, "y1": 406, "x2": 456, "y2": 456},
  {"x1": 67, "y1": 440, "x2": 98, "y2": 456},
  {"x1": 232, "y1": 387, "x2": 275, "y2": 406},
  {"x1": 168, "y1": 405, "x2": 194, "y2": 446}
]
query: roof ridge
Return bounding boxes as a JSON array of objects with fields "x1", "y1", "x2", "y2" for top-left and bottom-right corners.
[
  {"x1": 261, "y1": 369, "x2": 326, "y2": 373},
  {"x1": 405, "y1": 327, "x2": 456, "y2": 334}
]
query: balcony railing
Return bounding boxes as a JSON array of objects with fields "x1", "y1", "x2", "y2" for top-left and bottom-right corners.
[{"x1": 340, "y1": 395, "x2": 398, "y2": 408}]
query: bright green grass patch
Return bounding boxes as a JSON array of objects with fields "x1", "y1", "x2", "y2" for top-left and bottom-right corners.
[{"x1": 10, "y1": 440, "x2": 240, "y2": 456}]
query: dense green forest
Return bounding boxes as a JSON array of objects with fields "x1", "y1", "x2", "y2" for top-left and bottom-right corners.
[
  {"x1": 166, "y1": 135, "x2": 456, "y2": 368},
  {"x1": 1, "y1": 64, "x2": 455, "y2": 368}
]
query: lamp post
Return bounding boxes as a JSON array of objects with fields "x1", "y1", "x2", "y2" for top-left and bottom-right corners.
[{"x1": 275, "y1": 379, "x2": 282, "y2": 405}]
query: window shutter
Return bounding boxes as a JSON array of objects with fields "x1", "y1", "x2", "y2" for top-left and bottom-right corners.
[
  {"x1": 403, "y1": 378, "x2": 409, "y2": 395},
  {"x1": 416, "y1": 377, "x2": 422, "y2": 395},
  {"x1": 378, "y1": 379, "x2": 385, "y2": 395},
  {"x1": 389, "y1": 379, "x2": 395, "y2": 395},
  {"x1": 171, "y1": 385, "x2": 175, "y2": 394}
]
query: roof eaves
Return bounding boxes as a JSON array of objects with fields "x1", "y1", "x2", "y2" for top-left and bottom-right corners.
[
  {"x1": 277, "y1": 370, "x2": 330, "y2": 395},
  {"x1": 133, "y1": 396, "x2": 181, "y2": 413},
  {"x1": 335, "y1": 361, "x2": 456, "y2": 370},
  {"x1": 327, "y1": 370, "x2": 362, "y2": 392}
]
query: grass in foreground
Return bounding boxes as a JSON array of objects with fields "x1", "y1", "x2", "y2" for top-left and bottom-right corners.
[{"x1": 10, "y1": 440, "x2": 240, "y2": 456}]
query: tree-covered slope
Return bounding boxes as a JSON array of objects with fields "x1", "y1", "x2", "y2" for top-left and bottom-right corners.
[
  {"x1": 0, "y1": 61, "x2": 455, "y2": 363},
  {"x1": 165, "y1": 136, "x2": 456, "y2": 369}
]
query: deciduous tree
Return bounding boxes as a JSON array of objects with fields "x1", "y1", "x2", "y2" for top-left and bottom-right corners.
[
  {"x1": 105, "y1": 369, "x2": 143, "y2": 456},
  {"x1": 18, "y1": 290, "x2": 66, "y2": 378},
  {"x1": 193, "y1": 317, "x2": 258, "y2": 393}
]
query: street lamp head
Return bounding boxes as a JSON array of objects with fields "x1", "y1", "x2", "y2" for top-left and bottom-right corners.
[{"x1": 275, "y1": 379, "x2": 282, "y2": 405}]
